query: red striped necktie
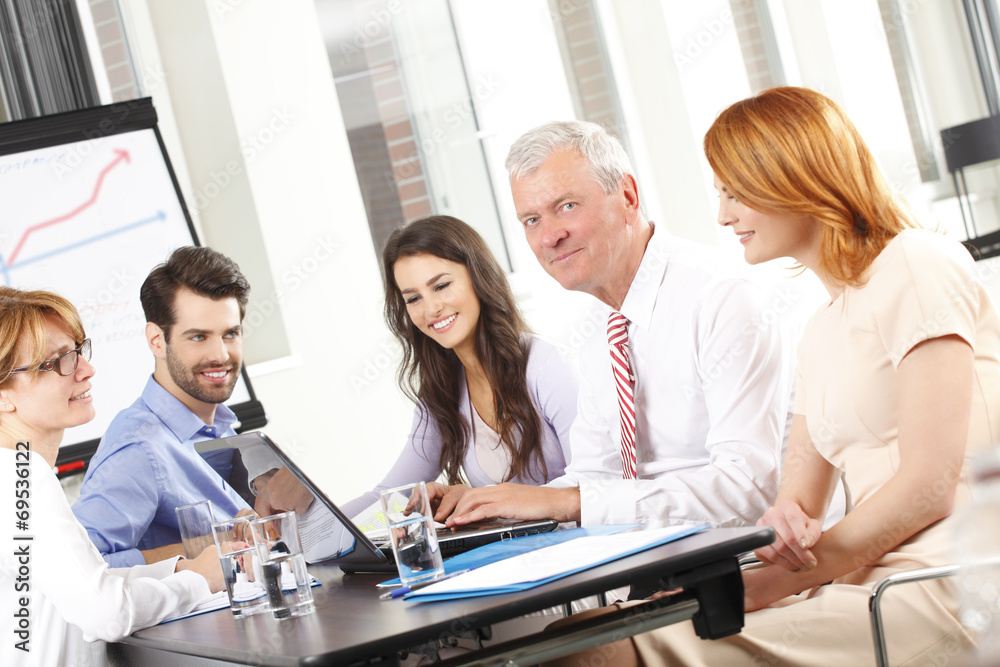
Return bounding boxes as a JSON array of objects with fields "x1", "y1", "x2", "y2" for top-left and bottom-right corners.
[{"x1": 608, "y1": 311, "x2": 637, "y2": 479}]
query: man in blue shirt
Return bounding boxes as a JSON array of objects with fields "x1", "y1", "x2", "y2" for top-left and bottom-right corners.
[{"x1": 73, "y1": 246, "x2": 254, "y2": 567}]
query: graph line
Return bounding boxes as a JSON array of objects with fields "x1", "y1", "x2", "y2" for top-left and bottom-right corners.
[
  {"x1": 6, "y1": 149, "x2": 131, "y2": 265},
  {"x1": 0, "y1": 211, "x2": 166, "y2": 279}
]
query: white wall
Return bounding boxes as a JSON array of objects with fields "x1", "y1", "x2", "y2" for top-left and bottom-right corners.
[
  {"x1": 600, "y1": 0, "x2": 719, "y2": 247},
  {"x1": 107, "y1": 0, "x2": 996, "y2": 502},
  {"x1": 123, "y1": 0, "x2": 413, "y2": 502}
]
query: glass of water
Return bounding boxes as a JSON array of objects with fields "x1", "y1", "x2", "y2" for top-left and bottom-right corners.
[
  {"x1": 251, "y1": 511, "x2": 315, "y2": 619},
  {"x1": 176, "y1": 500, "x2": 215, "y2": 559},
  {"x1": 380, "y1": 482, "x2": 444, "y2": 586},
  {"x1": 212, "y1": 515, "x2": 269, "y2": 617}
]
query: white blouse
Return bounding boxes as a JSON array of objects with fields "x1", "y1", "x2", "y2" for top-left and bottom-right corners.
[{"x1": 0, "y1": 448, "x2": 212, "y2": 667}]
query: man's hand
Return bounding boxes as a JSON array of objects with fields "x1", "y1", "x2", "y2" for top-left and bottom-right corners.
[
  {"x1": 141, "y1": 542, "x2": 185, "y2": 564},
  {"x1": 425, "y1": 482, "x2": 470, "y2": 522},
  {"x1": 253, "y1": 466, "x2": 313, "y2": 517},
  {"x1": 176, "y1": 545, "x2": 225, "y2": 593},
  {"x1": 446, "y1": 483, "x2": 581, "y2": 526},
  {"x1": 754, "y1": 500, "x2": 822, "y2": 571}
]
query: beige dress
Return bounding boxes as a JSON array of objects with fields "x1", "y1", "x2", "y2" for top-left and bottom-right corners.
[{"x1": 627, "y1": 230, "x2": 1000, "y2": 666}]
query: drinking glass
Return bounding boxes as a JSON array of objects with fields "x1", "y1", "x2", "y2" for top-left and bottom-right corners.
[
  {"x1": 251, "y1": 511, "x2": 315, "y2": 619},
  {"x1": 175, "y1": 500, "x2": 215, "y2": 559},
  {"x1": 212, "y1": 515, "x2": 269, "y2": 617},
  {"x1": 380, "y1": 482, "x2": 444, "y2": 586}
]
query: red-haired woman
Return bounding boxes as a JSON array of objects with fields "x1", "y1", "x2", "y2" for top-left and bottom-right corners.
[{"x1": 556, "y1": 87, "x2": 999, "y2": 666}]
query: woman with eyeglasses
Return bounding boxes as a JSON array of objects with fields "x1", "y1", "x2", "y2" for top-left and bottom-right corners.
[
  {"x1": 0, "y1": 286, "x2": 223, "y2": 667},
  {"x1": 340, "y1": 215, "x2": 578, "y2": 521}
]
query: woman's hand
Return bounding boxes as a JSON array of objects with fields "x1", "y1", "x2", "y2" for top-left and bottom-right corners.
[
  {"x1": 176, "y1": 545, "x2": 225, "y2": 593},
  {"x1": 425, "y1": 482, "x2": 470, "y2": 522},
  {"x1": 754, "y1": 499, "x2": 822, "y2": 571},
  {"x1": 743, "y1": 564, "x2": 801, "y2": 612}
]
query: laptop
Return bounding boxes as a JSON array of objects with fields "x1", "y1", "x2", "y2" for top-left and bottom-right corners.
[{"x1": 195, "y1": 432, "x2": 558, "y2": 573}]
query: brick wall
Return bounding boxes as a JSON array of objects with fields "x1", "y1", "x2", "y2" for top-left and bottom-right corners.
[
  {"x1": 549, "y1": 0, "x2": 628, "y2": 145},
  {"x1": 88, "y1": 0, "x2": 139, "y2": 101},
  {"x1": 325, "y1": 0, "x2": 433, "y2": 254},
  {"x1": 731, "y1": 0, "x2": 783, "y2": 93}
]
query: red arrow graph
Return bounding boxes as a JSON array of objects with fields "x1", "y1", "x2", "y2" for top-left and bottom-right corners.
[{"x1": 7, "y1": 149, "x2": 131, "y2": 266}]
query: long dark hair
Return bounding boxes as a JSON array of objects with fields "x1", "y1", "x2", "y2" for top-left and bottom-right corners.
[{"x1": 382, "y1": 215, "x2": 545, "y2": 484}]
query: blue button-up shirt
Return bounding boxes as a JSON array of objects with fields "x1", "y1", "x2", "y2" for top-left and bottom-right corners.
[{"x1": 72, "y1": 376, "x2": 250, "y2": 567}]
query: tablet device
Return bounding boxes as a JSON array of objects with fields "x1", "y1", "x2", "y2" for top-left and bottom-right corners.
[{"x1": 195, "y1": 432, "x2": 558, "y2": 573}]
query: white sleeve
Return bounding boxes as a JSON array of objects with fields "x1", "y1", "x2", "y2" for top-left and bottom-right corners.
[
  {"x1": 238, "y1": 440, "x2": 282, "y2": 488},
  {"x1": 7, "y1": 453, "x2": 212, "y2": 643}
]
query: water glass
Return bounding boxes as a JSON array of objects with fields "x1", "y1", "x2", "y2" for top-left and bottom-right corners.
[
  {"x1": 175, "y1": 500, "x2": 215, "y2": 559},
  {"x1": 212, "y1": 515, "x2": 269, "y2": 617},
  {"x1": 251, "y1": 511, "x2": 315, "y2": 619},
  {"x1": 380, "y1": 482, "x2": 444, "y2": 586}
]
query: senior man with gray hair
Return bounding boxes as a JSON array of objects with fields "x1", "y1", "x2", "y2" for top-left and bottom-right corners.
[{"x1": 440, "y1": 120, "x2": 795, "y2": 530}]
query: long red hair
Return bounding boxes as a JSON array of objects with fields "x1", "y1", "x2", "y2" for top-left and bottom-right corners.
[{"x1": 705, "y1": 87, "x2": 915, "y2": 286}]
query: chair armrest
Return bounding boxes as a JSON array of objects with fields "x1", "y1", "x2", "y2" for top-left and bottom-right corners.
[{"x1": 869, "y1": 565, "x2": 962, "y2": 667}]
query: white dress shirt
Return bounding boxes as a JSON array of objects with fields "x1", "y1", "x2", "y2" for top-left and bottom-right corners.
[
  {"x1": 548, "y1": 226, "x2": 796, "y2": 527},
  {"x1": 1, "y1": 449, "x2": 212, "y2": 667}
]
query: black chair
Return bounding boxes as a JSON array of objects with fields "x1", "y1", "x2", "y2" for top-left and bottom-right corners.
[{"x1": 941, "y1": 115, "x2": 1000, "y2": 260}]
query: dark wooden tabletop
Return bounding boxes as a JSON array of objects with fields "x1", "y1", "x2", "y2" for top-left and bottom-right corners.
[{"x1": 117, "y1": 526, "x2": 773, "y2": 666}]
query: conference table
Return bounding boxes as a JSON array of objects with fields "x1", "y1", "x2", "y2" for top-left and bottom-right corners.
[{"x1": 109, "y1": 526, "x2": 773, "y2": 666}]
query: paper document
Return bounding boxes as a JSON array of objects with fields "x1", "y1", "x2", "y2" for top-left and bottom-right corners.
[
  {"x1": 160, "y1": 576, "x2": 323, "y2": 624},
  {"x1": 379, "y1": 524, "x2": 637, "y2": 588},
  {"x1": 406, "y1": 525, "x2": 705, "y2": 602},
  {"x1": 297, "y1": 497, "x2": 357, "y2": 562},
  {"x1": 161, "y1": 591, "x2": 230, "y2": 623}
]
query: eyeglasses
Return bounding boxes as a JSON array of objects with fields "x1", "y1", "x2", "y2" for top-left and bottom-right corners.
[{"x1": 10, "y1": 339, "x2": 92, "y2": 377}]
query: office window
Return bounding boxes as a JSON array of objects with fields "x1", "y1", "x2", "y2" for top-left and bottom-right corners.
[
  {"x1": 317, "y1": 0, "x2": 628, "y2": 273},
  {"x1": 731, "y1": 0, "x2": 786, "y2": 92},
  {"x1": 877, "y1": 0, "x2": 941, "y2": 183},
  {"x1": 548, "y1": 0, "x2": 630, "y2": 147},
  {"x1": 87, "y1": 0, "x2": 140, "y2": 101}
]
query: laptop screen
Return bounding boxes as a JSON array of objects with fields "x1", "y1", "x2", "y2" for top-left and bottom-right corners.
[
  {"x1": 194, "y1": 432, "x2": 391, "y2": 568},
  {"x1": 195, "y1": 432, "x2": 559, "y2": 572}
]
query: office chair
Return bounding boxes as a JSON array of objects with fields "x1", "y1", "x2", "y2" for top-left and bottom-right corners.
[{"x1": 868, "y1": 564, "x2": 962, "y2": 667}]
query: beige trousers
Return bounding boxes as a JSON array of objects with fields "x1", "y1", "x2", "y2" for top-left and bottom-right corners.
[{"x1": 545, "y1": 580, "x2": 974, "y2": 667}]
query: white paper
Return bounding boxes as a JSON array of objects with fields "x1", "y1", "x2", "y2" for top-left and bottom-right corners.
[
  {"x1": 298, "y1": 499, "x2": 355, "y2": 562},
  {"x1": 413, "y1": 526, "x2": 696, "y2": 594}
]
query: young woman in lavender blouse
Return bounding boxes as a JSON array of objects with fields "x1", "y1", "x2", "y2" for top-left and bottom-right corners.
[{"x1": 341, "y1": 215, "x2": 578, "y2": 521}]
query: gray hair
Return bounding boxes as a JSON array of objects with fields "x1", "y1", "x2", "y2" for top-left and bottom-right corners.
[{"x1": 504, "y1": 120, "x2": 634, "y2": 194}]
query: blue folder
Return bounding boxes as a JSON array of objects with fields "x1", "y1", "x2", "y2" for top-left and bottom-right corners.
[{"x1": 404, "y1": 525, "x2": 706, "y2": 602}]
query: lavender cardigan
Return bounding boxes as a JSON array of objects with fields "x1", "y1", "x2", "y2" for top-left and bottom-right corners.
[{"x1": 340, "y1": 335, "x2": 578, "y2": 518}]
